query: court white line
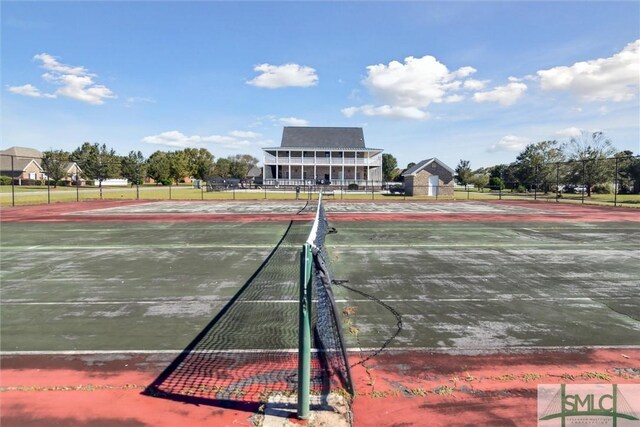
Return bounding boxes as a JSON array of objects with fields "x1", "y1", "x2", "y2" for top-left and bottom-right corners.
[
  {"x1": 3, "y1": 296, "x2": 635, "y2": 307},
  {"x1": 2, "y1": 345, "x2": 639, "y2": 357},
  {"x1": 0, "y1": 244, "x2": 281, "y2": 251}
]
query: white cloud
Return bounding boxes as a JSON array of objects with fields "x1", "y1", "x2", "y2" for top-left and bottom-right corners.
[
  {"x1": 473, "y1": 82, "x2": 527, "y2": 106},
  {"x1": 463, "y1": 79, "x2": 488, "y2": 90},
  {"x1": 142, "y1": 130, "x2": 263, "y2": 149},
  {"x1": 452, "y1": 66, "x2": 477, "y2": 79},
  {"x1": 537, "y1": 39, "x2": 640, "y2": 102},
  {"x1": 229, "y1": 130, "x2": 261, "y2": 138},
  {"x1": 247, "y1": 63, "x2": 318, "y2": 88},
  {"x1": 34, "y1": 53, "x2": 87, "y2": 75},
  {"x1": 345, "y1": 55, "x2": 480, "y2": 120},
  {"x1": 342, "y1": 104, "x2": 430, "y2": 120},
  {"x1": 555, "y1": 127, "x2": 584, "y2": 138},
  {"x1": 363, "y1": 55, "x2": 474, "y2": 108},
  {"x1": 444, "y1": 94, "x2": 464, "y2": 103},
  {"x1": 126, "y1": 96, "x2": 155, "y2": 107},
  {"x1": 8, "y1": 53, "x2": 115, "y2": 105},
  {"x1": 487, "y1": 135, "x2": 530, "y2": 153},
  {"x1": 7, "y1": 83, "x2": 55, "y2": 98},
  {"x1": 279, "y1": 117, "x2": 309, "y2": 126}
]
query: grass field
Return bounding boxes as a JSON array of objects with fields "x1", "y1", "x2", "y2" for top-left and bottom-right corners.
[{"x1": 2, "y1": 184, "x2": 639, "y2": 207}]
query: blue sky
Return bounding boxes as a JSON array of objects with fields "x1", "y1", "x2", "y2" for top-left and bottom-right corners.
[{"x1": 2, "y1": 1, "x2": 639, "y2": 169}]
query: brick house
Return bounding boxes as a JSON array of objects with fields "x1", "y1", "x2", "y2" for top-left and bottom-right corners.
[
  {"x1": 0, "y1": 147, "x2": 46, "y2": 183},
  {"x1": 401, "y1": 158, "x2": 455, "y2": 197},
  {"x1": 0, "y1": 146, "x2": 85, "y2": 185}
]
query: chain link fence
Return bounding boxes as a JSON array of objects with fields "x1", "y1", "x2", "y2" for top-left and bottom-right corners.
[{"x1": 2, "y1": 154, "x2": 638, "y2": 207}]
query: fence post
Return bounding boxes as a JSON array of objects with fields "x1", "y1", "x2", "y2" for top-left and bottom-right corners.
[
  {"x1": 614, "y1": 157, "x2": 619, "y2": 207},
  {"x1": 10, "y1": 156, "x2": 16, "y2": 207},
  {"x1": 582, "y1": 160, "x2": 586, "y2": 204},
  {"x1": 233, "y1": 187, "x2": 236, "y2": 200},
  {"x1": 201, "y1": 185, "x2": 204, "y2": 201},
  {"x1": 76, "y1": 183, "x2": 80, "y2": 202},
  {"x1": 47, "y1": 179, "x2": 51, "y2": 204},
  {"x1": 467, "y1": 187, "x2": 470, "y2": 200},
  {"x1": 534, "y1": 166, "x2": 538, "y2": 201},
  {"x1": 169, "y1": 184, "x2": 172, "y2": 200},
  {"x1": 136, "y1": 184, "x2": 140, "y2": 201},
  {"x1": 297, "y1": 243, "x2": 312, "y2": 420},
  {"x1": 556, "y1": 163, "x2": 560, "y2": 202}
]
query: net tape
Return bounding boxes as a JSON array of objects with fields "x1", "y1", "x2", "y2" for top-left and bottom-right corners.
[{"x1": 308, "y1": 198, "x2": 354, "y2": 396}]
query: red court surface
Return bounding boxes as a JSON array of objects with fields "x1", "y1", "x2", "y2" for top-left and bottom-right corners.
[
  {"x1": 1, "y1": 349, "x2": 638, "y2": 426},
  {"x1": 2, "y1": 199, "x2": 639, "y2": 223},
  {"x1": 1, "y1": 200, "x2": 639, "y2": 426}
]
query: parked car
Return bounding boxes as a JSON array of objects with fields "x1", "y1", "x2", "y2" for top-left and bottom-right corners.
[{"x1": 389, "y1": 185, "x2": 405, "y2": 195}]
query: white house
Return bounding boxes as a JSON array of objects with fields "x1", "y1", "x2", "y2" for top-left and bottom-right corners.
[{"x1": 262, "y1": 127, "x2": 383, "y2": 186}]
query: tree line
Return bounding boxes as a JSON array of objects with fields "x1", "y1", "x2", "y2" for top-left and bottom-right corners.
[
  {"x1": 39, "y1": 143, "x2": 259, "y2": 187},
  {"x1": 454, "y1": 131, "x2": 639, "y2": 195},
  {"x1": 379, "y1": 131, "x2": 639, "y2": 195}
]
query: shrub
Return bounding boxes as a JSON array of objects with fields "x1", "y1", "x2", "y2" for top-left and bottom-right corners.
[
  {"x1": 489, "y1": 177, "x2": 505, "y2": 190},
  {"x1": 348, "y1": 183, "x2": 359, "y2": 190},
  {"x1": 593, "y1": 184, "x2": 612, "y2": 194},
  {"x1": 0, "y1": 175, "x2": 12, "y2": 185},
  {"x1": 513, "y1": 184, "x2": 527, "y2": 193}
]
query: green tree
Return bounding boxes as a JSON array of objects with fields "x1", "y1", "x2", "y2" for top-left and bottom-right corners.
[
  {"x1": 488, "y1": 177, "x2": 505, "y2": 190},
  {"x1": 564, "y1": 131, "x2": 616, "y2": 197},
  {"x1": 228, "y1": 154, "x2": 259, "y2": 179},
  {"x1": 120, "y1": 151, "x2": 147, "y2": 186},
  {"x1": 488, "y1": 164, "x2": 518, "y2": 188},
  {"x1": 183, "y1": 148, "x2": 215, "y2": 180},
  {"x1": 470, "y1": 173, "x2": 489, "y2": 192},
  {"x1": 514, "y1": 140, "x2": 564, "y2": 192},
  {"x1": 41, "y1": 150, "x2": 71, "y2": 187},
  {"x1": 146, "y1": 151, "x2": 172, "y2": 185},
  {"x1": 455, "y1": 160, "x2": 473, "y2": 188},
  {"x1": 615, "y1": 150, "x2": 640, "y2": 194},
  {"x1": 167, "y1": 151, "x2": 188, "y2": 184},
  {"x1": 71, "y1": 142, "x2": 119, "y2": 187},
  {"x1": 214, "y1": 158, "x2": 232, "y2": 178},
  {"x1": 382, "y1": 153, "x2": 398, "y2": 181}
]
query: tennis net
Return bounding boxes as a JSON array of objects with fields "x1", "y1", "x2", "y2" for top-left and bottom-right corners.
[{"x1": 306, "y1": 196, "x2": 354, "y2": 396}]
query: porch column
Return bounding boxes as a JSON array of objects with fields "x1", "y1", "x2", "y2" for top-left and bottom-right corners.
[{"x1": 275, "y1": 150, "x2": 279, "y2": 180}]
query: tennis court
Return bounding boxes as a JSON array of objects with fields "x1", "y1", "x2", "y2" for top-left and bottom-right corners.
[{"x1": 1, "y1": 199, "x2": 639, "y2": 426}]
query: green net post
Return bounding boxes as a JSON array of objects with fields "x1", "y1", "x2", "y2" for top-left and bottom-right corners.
[{"x1": 297, "y1": 242, "x2": 312, "y2": 419}]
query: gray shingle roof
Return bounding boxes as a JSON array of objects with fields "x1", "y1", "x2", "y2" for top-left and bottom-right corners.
[
  {"x1": 402, "y1": 158, "x2": 434, "y2": 176},
  {"x1": 281, "y1": 127, "x2": 366, "y2": 149},
  {"x1": 402, "y1": 158, "x2": 454, "y2": 176},
  {"x1": 0, "y1": 146, "x2": 43, "y2": 159},
  {"x1": 0, "y1": 157, "x2": 42, "y2": 172}
]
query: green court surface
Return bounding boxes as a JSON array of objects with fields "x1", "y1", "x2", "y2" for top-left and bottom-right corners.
[{"x1": 1, "y1": 218, "x2": 639, "y2": 354}]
